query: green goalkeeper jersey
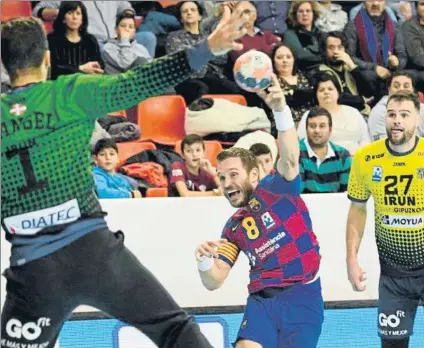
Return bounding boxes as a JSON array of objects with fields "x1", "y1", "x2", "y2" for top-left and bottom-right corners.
[{"x1": 1, "y1": 42, "x2": 213, "y2": 265}]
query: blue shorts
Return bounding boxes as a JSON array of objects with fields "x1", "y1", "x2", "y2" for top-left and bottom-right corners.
[{"x1": 234, "y1": 278, "x2": 324, "y2": 348}]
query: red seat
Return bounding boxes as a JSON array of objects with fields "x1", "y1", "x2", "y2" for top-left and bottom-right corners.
[
  {"x1": 174, "y1": 140, "x2": 223, "y2": 167},
  {"x1": 157, "y1": 1, "x2": 179, "y2": 8},
  {"x1": 137, "y1": 96, "x2": 186, "y2": 145},
  {"x1": 1, "y1": 1, "x2": 32, "y2": 22},
  {"x1": 419, "y1": 92, "x2": 424, "y2": 103},
  {"x1": 202, "y1": 94, "x2": 247, "y2": 106},
  {"x1": 146, "y1": 188, "x2": 168, "y2": 198},
  {"x1": 117, "y1": 141, "x2": 156, "y2": 167}
]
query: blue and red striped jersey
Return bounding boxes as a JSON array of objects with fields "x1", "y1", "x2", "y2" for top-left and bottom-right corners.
[{"x1": 218, "y1": 173, "x2": 320, "y2": 294}]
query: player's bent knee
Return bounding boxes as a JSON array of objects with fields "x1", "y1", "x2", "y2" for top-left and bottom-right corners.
[
  {"x1": 381, "y1": 338, "x2": 410, "y2": 348},
  {"x1": 235, "y1": 339, "x2": 263, "y2": 348}
]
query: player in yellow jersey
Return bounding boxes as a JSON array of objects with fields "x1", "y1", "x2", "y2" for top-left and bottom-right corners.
[{"x1": 346, "y1": 91, "x2": 423, "y2": 348}]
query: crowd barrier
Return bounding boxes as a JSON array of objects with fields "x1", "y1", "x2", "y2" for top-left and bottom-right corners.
[
  {"x1": 3, "y1": 194, "x2": 422, "y2": 347},
  {"x1": 1, "y1": 193, "x2": 380, "y2": 310}
]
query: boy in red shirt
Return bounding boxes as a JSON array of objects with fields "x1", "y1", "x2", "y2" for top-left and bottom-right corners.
[{"x1": 169, "y1": 134, "x2": 222, "y2": 197}]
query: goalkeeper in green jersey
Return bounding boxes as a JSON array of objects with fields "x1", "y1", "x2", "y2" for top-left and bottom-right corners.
[{"x1": 1, "y1": 8, "x2": 248, "y2": 348}]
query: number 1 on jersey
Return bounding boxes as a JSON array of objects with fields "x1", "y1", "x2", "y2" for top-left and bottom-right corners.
[{"x1": 6, "y1": 147, "x2": 47, "y2": 195}]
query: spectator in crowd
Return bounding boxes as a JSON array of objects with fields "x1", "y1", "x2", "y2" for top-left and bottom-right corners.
[
  {"x1": 318, "y1": 31, "x2": 374, "y2": 115},
  {"x1": 299, "y1": 107, "x2": 352, "y2": 193},
  {"x1": 166, "y1": 1, "x2": 240, "y2": 105},
  {"x1": 134, "y1": 1, "x2": 182, "y2": 57},
  {"x1": 283, "y1": 1, "x2": 324, "y2": 74},
  {"x1": 315, "y1": 0, "x2": 348, "y2": 33},
  {"x1": 168, "y1": 134, "x2": 222, "y2": 197},
  {"x1": 93, "y1": 139, "x2": 142, "y2": 199},
  {"x1": 297, "y1": 73, "x2": 371, "y2": 154},
  {"x1": 402, "y1": 0, "x2": 424, "y2": 92},
  {"x1": 228, "y1": 1, "x2": 280, "y2": 64},
  {"x1": 102, "y1": 12, "x2": 152, "y2": 75},
  {"x1": 390, "y1": 0, "x2": 415, "y2": 21},
  {"x1": 368, "y1": 71, "x2": 424, "y2": 140},
  {"x1": 271, "y1": 43, "x2": 316, "y2": 126},
  {"x1": 249, "y1": 143, "x2": 275, "y2": 176},
  {"x1": 344, "y1": 0, "x2": 408, "y2": 101},
  {"x1": 33, "y1": 1, "x2": 157, "y2": 57},
  {"x1": 252, "y1": 1, "x2": 291, "y2": 38},
  {"x1": 47, "y1": 1, "x2": 103, "y2": 81},
  {"x1": 349, "y1": 0, "x2": 415, "y2": 23}
]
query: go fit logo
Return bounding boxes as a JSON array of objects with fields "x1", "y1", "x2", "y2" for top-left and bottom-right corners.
[
  {"x1": 5, "y1": 317, "x2": 51, "y2": 341},
  {"x1": 379, "y1": 311, "x2": 405, "y2": 328}
]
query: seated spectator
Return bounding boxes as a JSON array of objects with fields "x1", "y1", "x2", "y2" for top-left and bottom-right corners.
[
  {"x1": 165, "y1": 1, "x2": 240, "y2": 106},
  {"x1": 271, "y1": 43, "x2": 316, "y2": 125},
  {"x1": 299, "y1": 107, "x2": 352, "y2": 193},
  {"x1": 34, "y1": 1, "x2": 157, "y2": 57},
  {"x1": 297, "y1": 73, "x2": 371, "y2": 154},
  {"x1": 402, "y1": 0, "x2": 424, "y2": 92},
  {"x1": 249, "y1": 143, "x2": 275, "y2": 177},
  {"x1": 315, "y1": 0, "x2": 348, "y2": 33},
  {"x1": 283, "y1": 1, "x2": 324, "y2": 74},
  {"x1": 48, "y1": 1, "x2": 103, "y2": 80},
  {"x1": 344, "y1": 0, "x2": 408, "y2": 101},
  {"x1": 350, "y1": 0, "x2": 414, "y2": 23},
  {"x1": 102, "y1": 12, "x2": 152, "y2": 75},
  {"x1": 93, "y1": 139, "x2": 142, "y2": 199},
  {"x1": 168, "y1": 134, "x2": 222, "y2": 197},
  {"x1": 228, "y1": 1, "x2": 280, "y2": 64},
  {"x1": 368, "y1": 71, "x2": 424, "y2": 140},
  {"x1": 133, "y1": 1, "x2": 182, "y2": 58},
  {"x1": 252, "y1": 0, "x2": 291, "y2": 37},
  {"x1": 318, "y1": 31, "x2": 374, "y2": 115}
]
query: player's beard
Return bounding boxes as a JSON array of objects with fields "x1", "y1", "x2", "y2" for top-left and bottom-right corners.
[
  {"x1": 386, "y1": 126, "x2": 415, "y2": 146},
  {"x1": 224, "y1": 179, "x2": 255, "y2": 208}
]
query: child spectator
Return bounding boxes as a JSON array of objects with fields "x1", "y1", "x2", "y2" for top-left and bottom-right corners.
[
  {"x1": 169, "y1": 134, "x2": 222, "y2": 197},
  {"x1": 249, "y1": 143, "x2": 275, "y2": 176},
  {"x1": 102, "y1": 12, "x2": 152, "y2": 75},
  {"x1": 93, "y1": 139, "x2": 142, "y2": 199}
]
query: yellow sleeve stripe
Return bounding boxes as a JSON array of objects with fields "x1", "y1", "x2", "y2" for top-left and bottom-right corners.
[{"x1": 218, "y1": 242, "x2": 240, "y2": 263}]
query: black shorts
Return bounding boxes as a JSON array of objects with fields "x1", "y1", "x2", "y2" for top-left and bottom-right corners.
[
  {"x1": 1, "y1": 228, "x2": 212, "y2": 348},
  {"x1": 378, "y1": 274, "x2": 424, "y2": 339}
]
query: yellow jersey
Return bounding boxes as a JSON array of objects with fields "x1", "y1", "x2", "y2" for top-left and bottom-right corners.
[{"x1": 348, "y1": 137, "x2": 424, "y2": 277}]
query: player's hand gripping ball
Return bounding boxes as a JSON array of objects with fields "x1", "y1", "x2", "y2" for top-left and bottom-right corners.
[{"x1": 233, "y1": 50, "x2": 273, "y2": 93}]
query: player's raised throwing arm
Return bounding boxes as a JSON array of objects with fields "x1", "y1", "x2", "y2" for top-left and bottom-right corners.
[
  {"x1": 258, "y1": 75, "x2": 299, "y2": 181},
  {"x1": 68, "y1": 6, "x2": 249, "y2": 118}
]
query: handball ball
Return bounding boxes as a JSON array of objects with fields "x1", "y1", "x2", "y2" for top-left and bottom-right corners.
[{"x1": 233, "y1": 50, "x2": 273, "y2": 93}]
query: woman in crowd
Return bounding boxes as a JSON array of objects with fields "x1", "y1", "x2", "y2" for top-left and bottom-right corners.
[
  {"x1": 48, "y1": 1, "x2": 103, "y2": 80},
  {"x1": 165, "y1": 1, "x2": 239, "y2": 106},
  {"x1": 283, "y1": 1, "x2": 323, "y2": 75},
  {"x1": 271, "y1": 43, "x2": 316, "y2": 127},
  {"x1": 297, "y1": 73, "x2": 371, "y2": 154}
]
